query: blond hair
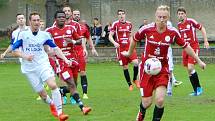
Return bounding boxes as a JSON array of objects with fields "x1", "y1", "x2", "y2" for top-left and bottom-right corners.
[{"x1": 156, "y1": 5, "x2": 170, "y2": 16}]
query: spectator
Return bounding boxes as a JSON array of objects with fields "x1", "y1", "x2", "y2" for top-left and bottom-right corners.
[
  {"x1": 92, "y1": 17, "x2": 102, "y2": 46},
  {"x1": 102, "y1": 21, "x2": 112, "y2": 46}
]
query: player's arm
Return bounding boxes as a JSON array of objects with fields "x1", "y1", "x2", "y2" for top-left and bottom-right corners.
[
  {"x1": 109, "y1": 31, "x2": 119, "y2": 48},
  {"x1": 121, "y1": 37, "x2": 136, "y2": 57},
  {"x1": 200, "y1": 26, "x2": 209, "y2": 48},
  {"x1": 0, "y1": 45, "x2": 12, "y2": 59},
  {"x1": 44, "y1": 39, "x2": 71, "y2": 65},
  {"x1": 86, "y1": 36, "x2": 98, "y2": 56},
  {"x1": 183, "y1": 45, "x2": 206, "y2": 69}
]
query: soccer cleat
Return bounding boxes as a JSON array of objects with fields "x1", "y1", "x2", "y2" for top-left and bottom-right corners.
[
  {"x1": 70, "y1": 97, "x2": 77, "y2": 105},
  {"x1": 133, "y1": 80, "x2": 140, "y2": 88},
  {"x1": 58, "y1": 113, "x2": 69, "y2": 121},
  {"x1": 82, "y1": 106, "x2": 92, "y2": 115},
  {"x1": 83, "y1": 93, "x2": 89, "y2": 99},
  {"x1": 136, "y1": 111, "x2": 144, "y2": 121},
  {"x1": 36, "y1": 96, "x2": 41, "y2": 100},
  {"x1": 50, "y1": 103, "x2": 58, "y2": 117},
  {"x1": 129, "y1": 85, "x2": 133, "y2": 91},
  {"x1": 167, "y1": 92, "x2": 172, "y2": 96},
  {"x1": 173, "y1": 81, "x2": 183, "y2": 87},
  {"x1": 197, "y1": 87, "x2": 203, "y2": 95},
  {"x1": 62, "y1": 96, "x2": 67, "y2": 105}
]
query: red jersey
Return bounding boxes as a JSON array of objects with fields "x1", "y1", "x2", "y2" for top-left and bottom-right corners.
[
  {"x1": 80, "y1": 23, "x2": 90, "y2": 39},
  {"x1": 111, "y1": 20, "x2": 132, "y2": 51},
  {"x1": 134, "y1": 23, "x2": 188, "y2": 65},
  {"x1": 177, "y1": 18, "x2": 202, "y2": 49},
  {"x1": 46, "y1": 25, "x2": 81, "y2": 59}
]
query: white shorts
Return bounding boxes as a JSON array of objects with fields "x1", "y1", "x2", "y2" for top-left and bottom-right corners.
[
  {"x1": 168, "y1": 47, "x2": 174, "y2": 71},
  {"x1": 24, "y1": 66, "x2": 55, "y2": 92}
]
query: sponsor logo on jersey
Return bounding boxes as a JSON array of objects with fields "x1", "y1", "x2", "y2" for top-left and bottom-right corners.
[
  {"x1": 66, "y1": 30, "x2": 71, "y2": 34},
  {"x1": 186, "y1": 25, "x2": 190, "y2": 29},
  {"x1": 165, "y1": 36, "x2": 170, "y2": 42}
]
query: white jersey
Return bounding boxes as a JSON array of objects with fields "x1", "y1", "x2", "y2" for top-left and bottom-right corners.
[
  {"x1": 11, "y1": 26, "x2": 29, "y2": 44},
  {"x1": 12, "y1": 29, "x2": 57, "y2": 73}
]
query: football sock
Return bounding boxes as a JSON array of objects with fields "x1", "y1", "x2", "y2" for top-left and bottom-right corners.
[
  {"x1": 192, "y1": 71, "x2": 201, "y2": 88},
  {"x1": 152, "y1": 105, "x2": 164, "y2": 121},
  {"x1": 44, "y1": 95, "x2": 52, "y2": 104},
  {"x1": 81, "y1": 75, "x2": 88, "y2": 94},
  {"x1": 72, "y1": 93, "x2": 84, "y2": 110},
  {"x1": 59, "y1": 86, "x2": 70, "y2": 96},
  {"x1": 167, "y1": 78, "x2": 173, "y2": 93},
  {"x1": 133, "y1": 66, "x2": 138, "y2": 81},
  {"x1": 140, "y1": 102, "x2": 146, "y2": 119},
  {"x1": 123, "y1": 69, "x2": 132, "y2": 86},
  {"x1": 171, "y1": 73, "x2": 177, "y2": 84},
  {"x1": 51, "y1": 88, "x2": 63, "y2": 116}
]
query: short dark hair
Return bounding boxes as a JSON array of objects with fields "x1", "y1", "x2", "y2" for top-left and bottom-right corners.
[
  {"x1": 29, "y1": 12, "x2": 40, "y2": 20},
  {"x1": 177, "y1": 7, "x2": 186, "y2": 14},
  {"x1": 16, "y1": 13, "x2": 25, "y2": 18},
  {"x1": 117, "y1": 9, "x2": 125, "y2": 14},
  {"x1": 93, "y1": 17, "x2": 99, "y2": 21},
  {"x1": 54, "y1": 10, "x2": 65, "y2": 19}
]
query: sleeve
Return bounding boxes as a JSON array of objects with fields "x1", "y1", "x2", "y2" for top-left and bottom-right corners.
[
  {"x1": 44, "y1": 39, "x2": 57, "y2": 48},
  {"x1": 174, "y1": 30, "x2": 188, "y2": 48},
  {"x1": 110, "y1": 22, "x2": 116, "y2": 33},
  {"x1": 43, "y1": 33, "x2": 57, "y2": 48},
  {"x1": 84, "y1": 27, "x2": 91, "y2": 39},
  {"x1": 12, "y1": 39, "x2": 23, "y2": 50},
  {"x1": 190, "y1": 19, "x2": 202, "y2": 30},
  {"x1": 133, "y1": 28, "x2": 145, "y2": 42},
  {"x1": 72, "y1": 29, "x2": 81, "y2": 40},
  {"x1": 10, "y1": 33, "x2": 15, "y2": 45}
]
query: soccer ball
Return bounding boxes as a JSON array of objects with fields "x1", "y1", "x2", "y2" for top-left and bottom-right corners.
[{"x1": 144, "y1": 58, "x2": 162, "y2": 75}]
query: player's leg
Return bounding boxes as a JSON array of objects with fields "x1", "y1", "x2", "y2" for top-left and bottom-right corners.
[
  {"x1": 80, "y1": 71, "x2": 89, "y2": 99},
  {"x1": 187, "y1": 63, "x2": 202, "y2": 96},
  {"x1": 123, "y1": 64, "x2": 133, "y2": 90},
  {"x1": 153, "y1": 86, "x2": 166, "y2": 121},
  {"x1": 137, "y1": 96, "x2": 153, "y2": 121},
  {"x1": 167, "y1": 71, "x2": 173, "y2": 96},
  {"x1": 131, "y1": 59, "x2": 140, "y2": 88}
]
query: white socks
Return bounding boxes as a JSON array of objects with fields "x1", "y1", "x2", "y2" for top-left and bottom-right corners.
[{"x1": 51, "y1": 88, "x2": 62, "y2": 116}]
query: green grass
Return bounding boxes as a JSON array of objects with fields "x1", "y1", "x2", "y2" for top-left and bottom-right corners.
[{"x1": 0, "y1": 62, "x2": 215, "y2": 121}]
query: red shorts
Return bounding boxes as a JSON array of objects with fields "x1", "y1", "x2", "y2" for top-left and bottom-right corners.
[
  {"x1": 118, "y1": 49, "x2": 138, "y2": 66},
  {"x1": 139, "y1": 62, "x2": 169, "y2": 97},
  {"x1": 49, "y1": 58, "x2": 79, "y2": 81},
  {"x1": 75, "y1": 49, "x2": 86, "y2": 71},
  {"x1": 182, "y1": 48, "x2": 200, "y2": 67}
]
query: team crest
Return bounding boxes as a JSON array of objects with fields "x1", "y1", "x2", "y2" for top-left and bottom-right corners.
[
  {"x1": 127, "y1": 26, "x2": 130, "y2": 29},
  {"x1": 165, "y1": 36, "x2": 170, "y2": 42},
  {"x1": 186, "y1": 25, "x2": 190, "y2": 29},
  {"x1": 54, "y1": 33, "x2": 58, "y2": 36},
  {"x1": 66, "y1": 30, "x2": 71, "y2": 34}
]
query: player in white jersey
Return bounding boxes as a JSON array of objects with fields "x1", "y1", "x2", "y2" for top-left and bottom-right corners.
[
  {"x1": 0, "y1": 13, "x2": 29, "y2": 60},
  {"x1": 166, "y1": 21, "x2": 183, "y2": 96},
  {"x1": 12, "y1": 12, "x2": 69, "y2": 121}
]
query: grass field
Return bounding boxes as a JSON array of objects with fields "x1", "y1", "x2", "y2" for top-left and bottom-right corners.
[{"x1": 0, "y1": 62, "x2": 215, "y2": 121}]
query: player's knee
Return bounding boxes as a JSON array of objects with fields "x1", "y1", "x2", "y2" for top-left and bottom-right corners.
[
  {"x1": 142, "y1": 99, "x2": 152, "y2": 108},
  {"x1": 155, "y1": 97, "x2": 165, "y2": 107}
]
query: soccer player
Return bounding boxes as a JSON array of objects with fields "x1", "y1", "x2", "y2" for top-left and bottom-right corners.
[
  {"x1": 0, "y1": 13, "x2": 28, "y2": 59},
  {"x1": 109, "y1": 9, "x2": 140, "y2": 91},
  {"x1": 177, "y1": 7, "x2": 209, "y2": 96},
  {"x1": 72, "y1": 9, "x2": 98, "y2": 99},
  {"x1": 12, "y1": 12, "x2": 69, "y2": 121},
  {"x1": 46, "y1": 10, "x2": 91, "y2": 115},
  {"x1": 121, "y1": 5, "x2": 206, "y2": 121}
]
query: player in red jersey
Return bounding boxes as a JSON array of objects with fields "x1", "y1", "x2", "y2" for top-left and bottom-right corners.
[
  {"x1": 122, "y1": 5, "x2": 206, "y2": 121},
  {"x1": 72, "y1": 9, "x2": 98, "y2": 99},
  {"x1": 109, "y1": 9, "x2": 140, "y2": 91},
  {"x1": 46, "y1": 10, "x2": 91, "y2": 115},
  {"x1": 177, "y1": 7, "x2": 209, "y2": 96}
]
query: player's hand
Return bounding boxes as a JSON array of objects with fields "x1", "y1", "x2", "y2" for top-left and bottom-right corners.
[
  {"x1": 91, "y1": 48, "x2": 98, "y2": 56},
  {"x1": 204, "y1": 41, "x2": 209, "y2": 49},
  {"x1": 114, "y1": 42, "x2": 120, "y2": 48},
  {"x1": 83, "y1": 49, "x2": 88, "y2": 58},
  {"x1": 23, "y1": 54, "x2": 34, "y2": 61},
  {"x1": 198, "y1": 60, "x2": 206, "y2": 70},
  {"x1": 0, "y1": 53, "x2": 6, "y2": 59},
  {"x1": 121, "y1": 51, "x2": 130, "y2": 57}
]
